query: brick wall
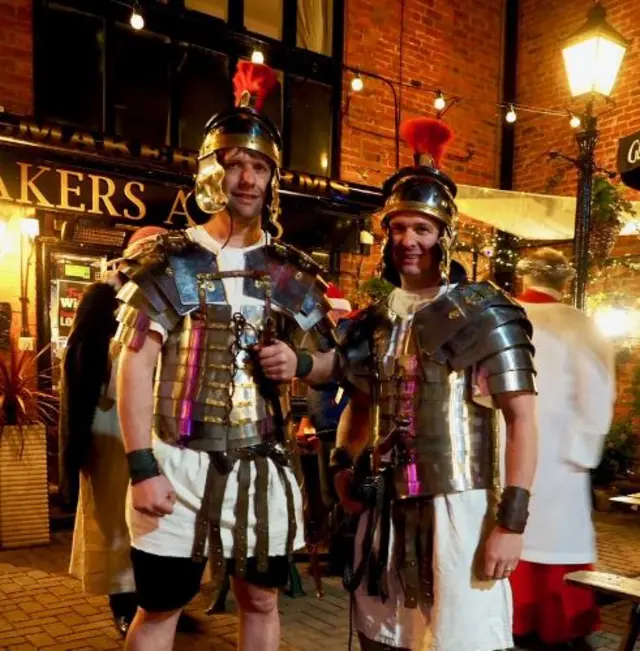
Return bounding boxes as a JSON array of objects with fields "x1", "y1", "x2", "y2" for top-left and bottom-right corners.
[
  {"x1": 514, "y1": 0, "x2": 640, "y2": 434},
  {"x1": 339, "y1": 0, "x2": 506, "y2": 298},
  {"x1": 0, "y1": 0, "x2": 33, "y2": 115},
  {"x1": 514, "y1": 0, "x2": 640, "y2": 200}
]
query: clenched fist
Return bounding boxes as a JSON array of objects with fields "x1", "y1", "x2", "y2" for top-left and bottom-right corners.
[
  {"x1": 256, "y1": 340, "x2": 298, "y2": 382},
  {"x1": 131, "y1": 474, "x2": 176, "y2": 518}
]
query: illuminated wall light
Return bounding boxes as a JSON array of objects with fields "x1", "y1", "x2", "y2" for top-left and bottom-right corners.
[
  {"x1": 351, "y1": 75, "x2": 364, "y2": 92},
  {"x1": 130, "y1": 2, "x2": 145, "y2": 30},
  {"x1": 434, "y1": 91, "x2": 446, "y2": 111},
  {"x1": 251, "y1": 50, "x2": 265, "y2": 65},
  {"x1": 505, "y1": 104, "x2": 517, "y2": 123},
  {"x1": 21, "y1": 218, "x2": 40, "y2": 239},
  {"x1": 320, "y1": 152, "x2": 329, "y2": 171},
  {"x1": 594, "y1": 306, "x2": 632, "y2": 339},
  {"x1": 570, "y1": 113, "x2": 582, "y2": 129}
]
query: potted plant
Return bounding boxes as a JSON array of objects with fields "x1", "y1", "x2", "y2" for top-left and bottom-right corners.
[
  {"x1": 0, "y1": 340, "x2": 57, "y2": 548},
  {"x1": 354, "y1": 277, "x2": 394, "y2": 308},
  {"x1": 589, "y1": 175, "x2": 636, "y2": 271}
]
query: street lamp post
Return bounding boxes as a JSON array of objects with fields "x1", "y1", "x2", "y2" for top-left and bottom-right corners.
[{"x1": 561, "y1": 1, "x2": 627, "y2": 310}]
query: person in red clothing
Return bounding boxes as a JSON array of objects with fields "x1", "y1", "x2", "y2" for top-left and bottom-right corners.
[{"x1": 511, "y1": 248, "x2": 616, "y2": 650}]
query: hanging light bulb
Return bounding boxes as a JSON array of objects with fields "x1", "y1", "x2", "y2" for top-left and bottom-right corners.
[
  {"x1": 505, "y1": 104, "x2": 517, "y2": 123},
  {"x1": 351, "y1": 75, "x2": 364, "y2": 92},
  {"x1": 130, "y1": 2, "x2": 144, "y2": 30},
  {"x1": 251, "y1": 50, "x2": 265, "y2": 65},
  {"x1": 569, "y1": 113, "x2": 581, "y2": 128},
  {"x1": 434, "y1": 90, "x2": 446, "y2": 111}
]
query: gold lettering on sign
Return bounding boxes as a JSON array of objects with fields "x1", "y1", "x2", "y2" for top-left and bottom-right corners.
[
  {"x1": 124, "y1": 181, "x2": 146, "y2": 220},
  {"x1": 172, "y1": 149, "x2": 197, "y2": 169},
  {"x1": 329, "y1": 179, "x2": 350, "y2": 195},
  {"x1": 0, "y1": 174, "x2": 13, "y2": 201},
  {"x1": 17, "y1": 163, "x2": 55, "y2": 207},
  {"x1": 103, "y1": 136, "x2": 131, "y2": 157},
  {"x1": 56, "y1": 170, "x2": 85, "y2": 212},
  {"x1": 165, "y1": 189, "x2": 193, "y2": 225},
  {"x1": 88, "y1": 175, "x2": 120, "y2": 216},
  {"x1": 18, "y1": 121, "x2": 62, "y2": 143},
  {"x1": 279, "y1": 170, "x2": 295, "y2": 185},
  {"x1": 298, "y1": 174, "x2": 328, "y2": 192},
  {"x1": 69, "y1": 131, "x2": 97, "y2": 150},
  {"x1": 140, "y1": 144, "x2": 162, "y2": 162}
]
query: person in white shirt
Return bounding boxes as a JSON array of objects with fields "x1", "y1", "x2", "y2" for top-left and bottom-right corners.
[
  {"x1": 114, "y1": 61, "x2": 334, "y2": 651},
  {"x1": 510, "y1": 248, "x2": 616, "y2": 649}
]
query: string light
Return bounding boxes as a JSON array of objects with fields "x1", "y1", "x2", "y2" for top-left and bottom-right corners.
[
  {"x1": 505, "y1": 104, "x2": 517, "y2": 123},
  {"x1": 570, "y1": 113, "x2": 582, "y2": 128},
  {"x1": 434, "y1": 90, "x2": 446, "y2": 111},
  {"x1": 351, "y1": 74, "x2": 364, "y2": 92},
  {"x1": 251, "y1": 50, "x2": 265, "y2": 64},
  {"x1": 130, "y1": 1, "x2": 144, "y2": 30}
]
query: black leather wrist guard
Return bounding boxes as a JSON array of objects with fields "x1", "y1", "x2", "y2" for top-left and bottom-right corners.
[
  {"x1": 295, "y1": 350, "x2": 314, "y2": 379},
  {"x1": 127, "y1": 448, "x2": 161, "y2": 485},
  {"x1": 329, "y1": 446, "x2": 353, "y2": 476},
  {"x1": 497, "y1": 485, "x2": 531, "y2": 533}
]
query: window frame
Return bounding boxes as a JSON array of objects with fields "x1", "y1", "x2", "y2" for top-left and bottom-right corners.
[{"x1": 33, "y1": 0, "x2": 345, "y2": 177}]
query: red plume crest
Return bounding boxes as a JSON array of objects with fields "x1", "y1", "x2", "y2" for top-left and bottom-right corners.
[
  {"x1": 233, "y1": 61, "x2": 277, "y2": 111},
  {"x1": 399, "y1": 117, "x2": 454, "y2": 167}
]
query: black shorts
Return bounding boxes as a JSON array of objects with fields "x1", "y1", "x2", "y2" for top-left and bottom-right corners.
[{"x1": 131, "y1": 548, "x2": 291, "y2": 612}]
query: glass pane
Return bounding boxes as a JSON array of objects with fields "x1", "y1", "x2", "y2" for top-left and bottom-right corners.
[
  {"x1": 245, "y1": 0, "x2": 283, "y2": 40},
  {"x1": 185, "y1": 0, "x2": 227, "y2": 20},
  {"x1": 297, "y1": 0, "x2": 333, "y2": 55},
  {"x1": 113, "y1": 26, "x2": 170, "y2": 146},
  {"x1": 39, "y1": 8, "x2": 103, "y2": 130},
  {"x1": 289, "y1": 77, "x2": 332, "y2": 175},
  {"x1": 178, "y1": 47, "x2": 230, "y2": 152}
]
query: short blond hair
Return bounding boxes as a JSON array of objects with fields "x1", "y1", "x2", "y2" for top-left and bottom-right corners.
[{"x1": 516, "y1": 247, "x2": 576, "y2": 292}]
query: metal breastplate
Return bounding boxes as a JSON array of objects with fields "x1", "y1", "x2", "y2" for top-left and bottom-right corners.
[
  {"x1": 153, "y1": 302, "x2": 289, "y2": 452},
  {"x1": 373, "y1": 312, "x2": 498, "y2": 498}
]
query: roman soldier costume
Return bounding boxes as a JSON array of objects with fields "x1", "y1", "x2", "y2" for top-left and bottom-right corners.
[
  {"x1": 331, "y1": 118, "x2": 537, "y2": 650},
  {"x1": 114, "y1": 61, "x2": 334, "y2": 599}
]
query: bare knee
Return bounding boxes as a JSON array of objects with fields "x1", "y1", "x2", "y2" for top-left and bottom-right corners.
[
  {"x1": 232, "y1": 579, "x2": 278, "y2": 615},
  {"x1": 135, "y1": 607, "x2": 182, "y2": 623}
]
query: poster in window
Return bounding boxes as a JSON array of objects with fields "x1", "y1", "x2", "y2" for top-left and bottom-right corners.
[
  {"x1": 57, "y1": 281, "x2": 90, "y2": 337},
  {"x1": 0, "y1": 303, "x2": 12, "y2": 351}
]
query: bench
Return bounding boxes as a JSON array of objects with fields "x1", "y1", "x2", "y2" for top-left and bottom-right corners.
[{"x1": 565, "y1": 571, "x2": 640, "y2": 651}]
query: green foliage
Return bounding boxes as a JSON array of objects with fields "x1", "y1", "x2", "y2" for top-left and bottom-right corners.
[{"x1": 591, "y1": 175, "x2": 636, "y2": 226}]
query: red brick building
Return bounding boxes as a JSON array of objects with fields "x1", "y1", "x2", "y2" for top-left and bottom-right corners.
[{"x1": 1, "y1": 0, "x2": 638, "y2": 427}]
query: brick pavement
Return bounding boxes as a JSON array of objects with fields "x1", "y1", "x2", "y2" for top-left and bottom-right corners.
[{"x1": 0, "y1": 511, "x2": 638, "y2": 651}]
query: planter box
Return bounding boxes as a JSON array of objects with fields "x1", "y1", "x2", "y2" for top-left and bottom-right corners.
[{"x1": 0, "y1": 423, "x2": 50, "y2": 548}]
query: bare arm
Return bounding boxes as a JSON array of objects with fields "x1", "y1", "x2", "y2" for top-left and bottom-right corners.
[
  {"x1": 495, "y1": 391, "x2": 537, "y2": 491},
  {"x1": 117, "y1": 331, "x2": 176, "y2": 517},
  {"x1": 257, "y1": 343, "x2": 338, "y2": 385},
  {"x1": 117, "y1": 332, "x2": 162, "y2": 453},
  {"x1": 484, "y1": 390, "x2": 537, "y2": 580}
]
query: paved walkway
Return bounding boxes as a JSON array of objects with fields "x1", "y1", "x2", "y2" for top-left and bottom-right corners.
[{"x1": 0, "y1": 511, "x2": 638, "y2": 650}]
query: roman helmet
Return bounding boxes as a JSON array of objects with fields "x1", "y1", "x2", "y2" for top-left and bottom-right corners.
[
  {"x1": 194, "y1": 60, "x2": 283, "y2": 236},
  {"x1": 378, "y1": 117, "x2": 458, "y2": 285}
]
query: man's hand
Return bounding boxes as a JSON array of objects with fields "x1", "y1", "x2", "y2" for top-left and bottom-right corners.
[
  {"x1": 484, "y1": 525, "x2": 523, "y2": 580},
  {"x1": 333, "y1": 468, "x2": 364, "y2": 516},
  {"x1": 131, "y1": 475, "x2": 177, "y2": 518},
  {"x1": 256, "y1": 340, "x2": 297, "y2": 381}
]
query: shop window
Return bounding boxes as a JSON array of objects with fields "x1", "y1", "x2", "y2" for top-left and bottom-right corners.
[
  {"x1": 184, "y1": 0, "x2": 227, "y2": 20},
  {"x1": 178, "y1": 46, "x2": 230, "y2": 151},
  {"x1": 245, "y1": 0, "x2": 283, "y2": 40},
  {"x1": 38, "y1": 7, "x2": 103, "y2": 130},
  {"x1": 289, "y1": 77, "x2": 332, "y2": 175},
  {"x1": 297, "y1": 0, "x2": 333, "y2": 55},
  {"x1": 112, "y1": 26, "x2": 171, "y2": 146}
]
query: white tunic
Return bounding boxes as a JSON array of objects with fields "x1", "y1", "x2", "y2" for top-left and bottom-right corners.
[
  {"x1": 70, "y1": 353, "x2": 136, "y2": 595},
  {"x1": 353, "y1": 287, "x2": 513, "y2": 651},
  {"x1": 127, "y1": 227, "x2": 305, "y2": 559},
  {"x1": 518, "y1": 297, "x2": 615, "y2": 565}
]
